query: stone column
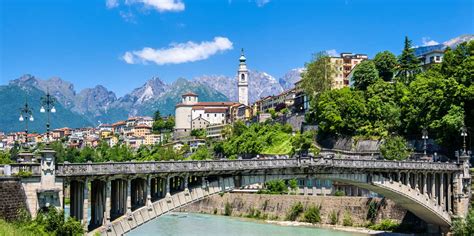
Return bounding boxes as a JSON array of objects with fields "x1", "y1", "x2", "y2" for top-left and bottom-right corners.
[
  {"x1": 423, "y1": 173, "x2": 428, "y2": 195},
  {"x1": 166, "y1": 176, "x2": 171, "y2": 198},
  {"x1": 447, "y1": 173, "x2": 452, "y2": 213},
  {"x1": 126, "y1": 178, "x2": 132, "y2": 219},
  {"x1": 146, "y1": 175, "x2": 152, "y2": 208},
  {"x1": 312, "y1": 178, "x2": 317, "y2": 196},
  {"x1": 414, "y1": 173, "x2": 419, "y2": 190},
  {"x1": 184, "y1": 175, "x2": 190, "y2": 195},
  {"x1": 440, "y1": 173, "x2": 444, "y2": 208},
  {"x1": 104, "y1": 179, "x2": 111, "y2": 228},
  {"x1": 83, "y1": 178, "x2": 89, "y2": 231},
  {"x1": 219, "y1": 176, "x2": 225, "y2": 192},
  {"x1": 431, "y1": 173, "x2": 436, "y2": 200},
  {"x1": 407, "y1": 172, "x2": 412, "y2": 189}
]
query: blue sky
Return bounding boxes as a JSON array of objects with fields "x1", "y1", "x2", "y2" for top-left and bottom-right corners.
[{"x1": 1, "y1": 0, "x2": 473, "y2": 96}]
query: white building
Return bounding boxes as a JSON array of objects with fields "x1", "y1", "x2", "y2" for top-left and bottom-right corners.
[
  {"x1": 238, "y1": 49, "x2": 249, "y2": 106},
  {"x1": 174, "y1": 50, "x2": 251, "y2": 139}
]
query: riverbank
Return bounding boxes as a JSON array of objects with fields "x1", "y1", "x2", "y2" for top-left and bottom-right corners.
[{"x1": 177, "y1": 193, "x2": 426, "y2": 233}]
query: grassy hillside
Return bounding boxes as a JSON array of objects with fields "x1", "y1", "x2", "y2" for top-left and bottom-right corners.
[
  {"x1": 262, "y1": 132, "x2": 292, "y2": 155},
  {"x1": 0, "y1": 85, "x2": 93, "y2": 133}
]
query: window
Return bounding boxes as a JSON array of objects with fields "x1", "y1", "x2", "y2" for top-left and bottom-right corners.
[
  {"x1": 436, "y1": 56, "x2": 441, "y2": 61},
  {"x1": 207, "y1": 114, "x2": 209, "y2": 117},
  {"x1": 241, "y1": 74, "x2": 245, "y2": 81},
  {"x1": 214, "y1": 114, "x2": 217, "y2": 117}
]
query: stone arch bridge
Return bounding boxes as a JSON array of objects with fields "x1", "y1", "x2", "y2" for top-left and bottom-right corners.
[{"x1": 6, "y1": 152, "x2": 472, "y2": 235}]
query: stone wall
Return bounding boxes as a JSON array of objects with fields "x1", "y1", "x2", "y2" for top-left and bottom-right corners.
[
  {"x1": 0, "y1": 177, "x2": 28, "y2": 221},
  {"x1": 179, "y1": 193, "x2": 422, "y2": 227}
]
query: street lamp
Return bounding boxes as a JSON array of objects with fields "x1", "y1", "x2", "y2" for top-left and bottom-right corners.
[
  {"x1": 40, "y1": 90, "x2": 56, "y2": 144},
  {"x1": 19, "y1": 98, "x2": 34, "y2": 146},
  {"x1": 422, "y1": 128, "x2": 428, "y2": 157},
  {"x1": 461, "y1": 126, "x2": 467, "y2": 155}
]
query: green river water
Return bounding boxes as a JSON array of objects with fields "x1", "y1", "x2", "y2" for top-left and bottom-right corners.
[{"x1": 126, "y1": 212, "x2": 367, "y2": 236}]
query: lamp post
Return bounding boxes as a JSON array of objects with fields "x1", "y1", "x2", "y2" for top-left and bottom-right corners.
[
  {"x1": 19, "y1": 98, "x2": 34, "y2": 146},
  {"x1": 40, "y1": 90, "x2": 56, "y2": 144},
  {"x1": 461, "y1": 126, "x2": 467, "y2": 155},
  {"x1": 422, "y1": 128, "x2": 428, "y2": 157}
]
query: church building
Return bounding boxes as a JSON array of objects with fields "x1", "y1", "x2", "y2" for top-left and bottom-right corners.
[{"x1": 174, "y1": 50, "x2": 250, "y2": 138}]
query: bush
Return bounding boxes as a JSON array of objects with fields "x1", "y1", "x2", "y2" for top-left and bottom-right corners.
[
  {"x1": 224, "y1": 202, "x2": 233, "y2": 216},
  {"x1": 367, "y1": 200, "x2": 378, "y2": 222},
  {"x1": 329, "y1": 210, "x2": 339, "y2": 225},
  {"x1": 262, "y1": 179, "x2": 288, "y2": 194},
  {"x1": 13, "y1": 170, "x2": 33, "y2": 177},
  {"x1": 451, "y1": 209, "x2": 474, "y2": 236},
  {"x1": 380, "y1": 135, "x2": 412, "y2": 160},
  {"x1": 288, "y1": 179, "x2": 298, "y2": 194},
  {"x1": 285, "y1": 202, "x2": 303, "y2": 221},
  {"x1": 368, "y1": 219, "x2": 400, "y2": 231},
  {"x1": 342, "y1": 211, "x2": 353, "y2": 226},
  {"x1": 303, "y1": 205, "x2": 321, "y2": 224},
  {"x1": 334, "y1": 190, "x2": 345, "y2": 196}
]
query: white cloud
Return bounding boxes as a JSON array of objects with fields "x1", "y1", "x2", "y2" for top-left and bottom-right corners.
[
  {"x1": 106, "y1": 0, "x2": 119, "y2": 8},
  {"x1": 128, "y1": 0, "x2": 184, "y2": 12},
  {"x1": 256, "y1": 0, "x2": 270, "y2": 7},
  {"x1": 325, "y1": 49, "x2": 339, "y2": 57},
  {"x1": 106, "y1": 0, "x2": 184, "y2": 13},
  {"x1": 422, "y1": 37, "x2": 439, "y2": 46},
  {"x1": 119, "y1": 11, "x2": 136, "y2": 23},
  {"x1": 122, "y1": 37, "x2": 233, "y2": 65}
]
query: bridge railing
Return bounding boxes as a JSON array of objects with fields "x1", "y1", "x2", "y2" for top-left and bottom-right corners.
[
  {"x1": 57, "y1": 159, "x2": 301, "y2": 176},
  {"x1": 323, "y1": 159, "x2": 460, "y2": 171},
  {"x1": 0, "y1": 164, "x2": 41, "y2": 176}
]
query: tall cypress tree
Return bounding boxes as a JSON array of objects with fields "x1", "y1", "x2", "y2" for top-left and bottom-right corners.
[{"x1": 397, "y1": 36, "x2": 421, "y2": 84}]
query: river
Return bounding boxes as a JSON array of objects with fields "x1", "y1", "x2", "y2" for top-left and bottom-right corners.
[{"x1": 126, "y1": 212, "x2": 367, "y2": 236}]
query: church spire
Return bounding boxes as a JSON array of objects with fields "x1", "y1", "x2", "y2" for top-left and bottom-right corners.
[
  {"x1": 238, "y1": 48, "x2": 249, "y2": 106},
  {"x1": 239, "y1": 48, "x2": 246, "y2": 63}
]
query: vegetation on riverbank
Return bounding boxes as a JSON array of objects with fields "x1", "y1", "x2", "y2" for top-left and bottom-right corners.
[{"x1": 0, "y1": 207, "x2": 83, "y2": 236}]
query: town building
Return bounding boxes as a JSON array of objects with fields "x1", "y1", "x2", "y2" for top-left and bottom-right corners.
[
  {"x1": 174, "y1": 51, "x2": 252, "y2": 139},
  {"x1": 330, "y1": 52, "x2": 368, "y2": 89}
]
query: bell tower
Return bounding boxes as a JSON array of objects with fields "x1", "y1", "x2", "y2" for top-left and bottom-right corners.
[{"x1": 238, "y1": 48, "x2": 249, "y2": 106}]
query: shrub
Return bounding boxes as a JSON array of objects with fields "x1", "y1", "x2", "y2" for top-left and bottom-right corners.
[
  {"x1": 451, "y1": 209, "x2": 474, "y2": 236},
  {"x1": 367, "y1": 200, "x2": 378, "y2": 222},
  {"x1": 303, "y1": 205, "x2": 321, "y2": 224},
  {"x1": 13, "y1": 170, "x2": 33, "y2": 177},
  {"x1": 263, "y1": 179, "x2": 288, "y2": 194},
  {"x1": 334, "y1": 190, "x2": 345, "y2": 196},
  {"x1": 285, "y1": 202, "x2": 303, "y2": 221},
  {"x1": 342, "y1": 211, "x2": 353, "y2": 226},
  {"x1": 368, "y1": 219, "x2": 400, "y2": 231},
  {"x1": 329, "y1": 210, "x2": 339, "y2": 225},
  {"x1": 224, "y1": 202, "x2": 233, "y2": 216},
  {"x1": 288, "y1": 179, "x2": 298, "y2": 194},
  {"x1": 380, "y1": 135, "x2": 412, "y2": 160}
]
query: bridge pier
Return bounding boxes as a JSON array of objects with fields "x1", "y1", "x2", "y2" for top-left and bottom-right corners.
[
  {"x1": 90, "y1": 179, "x2": 106, "y2": 230},
  {"x1": 83, "y1": 177, "x2": 90, "y2": 230}
]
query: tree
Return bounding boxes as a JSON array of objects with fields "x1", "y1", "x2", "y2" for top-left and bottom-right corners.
[
  {"x1": 290, "y1": 131, "x2": 318, "y2": 157},
  {"x1": 352, "y1": 60, "x2": 379, "y2": 90},
  {"x1": 189, "y1": 146, "x2": 212, "y2": 160},
  {"x1": 190, "y1": 128, "x2": 206, "y2": 138},
  {"x1": 397, "y1": 36, "x2": 421, "y2": 84},
  {"x1": 301, "y1": 52, "x2": 337, "y2": 101},
  {"x1": 380, "y1": 136, "x2": 412, "y2": 160},
  {"x1": 373, "y1": 51, "x2": 397, "y2": 81}
]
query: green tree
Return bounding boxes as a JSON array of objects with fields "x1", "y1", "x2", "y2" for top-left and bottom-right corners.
[
  {"x1": 290, "y1": 131, "x2": 318, "y2": 157},
  {"x1": 189, "y1": 146, "x2": 212, "y2": 160},
  {"x1": 190, "y1": 128, "x2": 206, "y2": 138},
  {"x1": 0, "y1": 151, "x2": 12, "y2": 164},
  {"x1": 373, "y1": 51, "x2": 398, "y2": 81},
  {"x1": 288, "y1": 178, "x2": 298, "y2": 194},
  {"x1": 352, "y1": 60, "x2": 379, "y2": 90},
  {"x1": 301, "y1": 52, "x2": 337, "y2": 101},
  {"x1": 380, "y1": 135, "x2": 412, "y2": 160},
  {"x1": 397, "y1": 36, "x2": 421, "y2": 84}
]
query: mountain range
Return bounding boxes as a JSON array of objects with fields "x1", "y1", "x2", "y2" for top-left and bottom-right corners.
[{"x1": 1, "y1": 69, "x2": 302, "y2": 133}]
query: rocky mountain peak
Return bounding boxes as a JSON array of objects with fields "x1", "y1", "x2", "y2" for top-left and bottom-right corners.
[{"x1": 130, "y1": 76, "x2": 167, "y2": 104}]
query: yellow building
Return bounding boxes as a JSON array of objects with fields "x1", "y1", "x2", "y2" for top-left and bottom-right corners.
[
  {"x1": 133, "y1": 125, "x2": 152, "y2": 137},
  {"x1": 330, "y1": 52, "x2": 368, "y2": 89}
]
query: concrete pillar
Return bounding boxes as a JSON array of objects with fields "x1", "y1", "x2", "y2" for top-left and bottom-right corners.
[
  {"x1": 146, "y1": 175, "x2": 152, "y2": 208},
  {"x1": 166, "y1": 176, "x2": 171, "y2": 198},
  {"x1": 312, "y1": 178, "x2": 316, "y2": 195},
  {"x1": 431, "y1": 173, "x2": 436, "y2": 200},
  {"x1": 303, "y1": 179, "x2": 308, "y2": 196},
  {"x1": 440, "y1": 173, "x2": 444, "y2": 207},
  {"x1": 423, "y1": 173, "x2": 428, "y2": 195},
  {"x1": 414, "y1": 173, "x2": 419, "y2": 190},
  {"x1": 447, "y1": 173, "x2": 452, "y2": 213},
  {"x1": 219, "y1": 176, "x2": 225, "y2": 192},
  {"x1": 83, "y1": 178, "x2": 89, "y2": 231},
  {"x1": 184, "y1": 175, "x2": 190, "y2": 195},
  {"x1": 104, "y1": 179, "x2": 111, "y2": 228},
  {"x1": 126, "y1": 179, "x2": 132, "y2": 218}
]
